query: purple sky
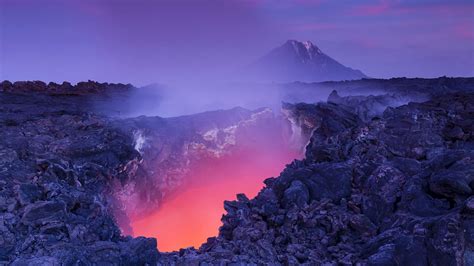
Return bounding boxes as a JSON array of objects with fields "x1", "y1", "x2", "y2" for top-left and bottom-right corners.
[{"x1": 1, "y1": 0, "x2": 473, "y2": 85}]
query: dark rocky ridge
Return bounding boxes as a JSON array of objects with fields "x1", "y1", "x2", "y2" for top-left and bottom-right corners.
[
  {"x1": 280, "y1": 76, "x2": 474, "y2": 104},
  {"x1": 0, "y1": 78, "x2": 473, "y2": 265},
  {"x1": 0, "y1": 80, "x2": 133, "y2": 95}
]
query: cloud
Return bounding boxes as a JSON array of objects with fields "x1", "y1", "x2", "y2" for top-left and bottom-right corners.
[
  {"x1": 350, "y1": 0, "x2": 474, "y2": 17},
  {"x1": 351, "y1": 1, "x2": 392, "y2": 16},
  {"x1": 290, "y1": 22, "x2": 339, "y2": 32},
  {"x1": 453, "y1": 22, "x2": 474, "y2": 40}
]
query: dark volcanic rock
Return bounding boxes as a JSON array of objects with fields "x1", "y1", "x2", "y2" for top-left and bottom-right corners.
[
  {"x1": 306, "y1": 162, "x2": 352, "y2": 202},
  {"x1": 282, "y1": 180, "x2": 309, "y2": 208},
  {"x1": 166, "y1": 92, "x2": 474, "y2": 265},
  {"x1": 1, "y1": 78, "x2": 474, "y2": 264},
  {"x1": 21, "y1": 201, "x2": 66, "y2": 225},
  {"x1": 0, "y1": 90, "x2": 159, "y2": 264},
  {"x1": 327, "y1": 89, "x2": 413, "y2": 121},
  {"x1": 16, "y1": 184, "x2": 43, "y2": 205},
  {"x1": 0, "y1": 80, "x2": 132, "y2": 95}
]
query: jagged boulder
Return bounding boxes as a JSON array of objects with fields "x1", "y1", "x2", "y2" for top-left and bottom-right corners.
[
  {"x1": 282, "y1": 180, "x2": 309, "y2": 208},
  {"x1": 16, "y1": 184, "x2": 43, "y2": 205},
  {"x1": 21, "y1": 201, "x2": 66, "y2": 226}
]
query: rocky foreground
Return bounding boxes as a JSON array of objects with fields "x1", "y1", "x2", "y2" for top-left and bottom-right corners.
[
  {"x1": 166, "y1": 91, "x2": 474, "y2": 265},
  {"x1": 0, "y1": 78, "x2": 473, "y2": 265},
  {"x1": 0, "y1": 88, "x2": 158, "y2": 264}
]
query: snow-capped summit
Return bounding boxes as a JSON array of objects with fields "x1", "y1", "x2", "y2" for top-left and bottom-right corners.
[
  {"x1": 285, "y1": 40, "x2": 323, "y2": 61},
  {"x1": 246, "y1": 40, "x2": 367, "y2": 82},
  {"x1": 302, "y1": 40, "x2": 321, "y2": 54}
]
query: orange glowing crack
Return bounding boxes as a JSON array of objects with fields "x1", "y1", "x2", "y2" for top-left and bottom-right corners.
[{"x1": 131, "y1": 148, "x2": 300, "y2": 252}]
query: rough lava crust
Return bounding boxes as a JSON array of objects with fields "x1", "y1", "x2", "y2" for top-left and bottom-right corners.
[{"x1": 0, "y1": 78, "x2": 473, "y2": 265}]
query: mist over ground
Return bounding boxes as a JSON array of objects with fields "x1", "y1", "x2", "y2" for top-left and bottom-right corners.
[{"x1": 94, "y1": 78, "x2": 421, "y2": 119}]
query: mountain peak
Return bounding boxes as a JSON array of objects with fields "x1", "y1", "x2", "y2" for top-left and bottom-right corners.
[{"x1": 246, "y1": 39, "x2": 367, "y2": 82}]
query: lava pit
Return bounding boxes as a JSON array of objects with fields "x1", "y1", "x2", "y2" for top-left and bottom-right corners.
[
  {"x1": 112, "y1": 108, "x2": 307, "y2": 251},
  {"x1": 131, "y1": 145, "x2": 301, "y2": 251}
]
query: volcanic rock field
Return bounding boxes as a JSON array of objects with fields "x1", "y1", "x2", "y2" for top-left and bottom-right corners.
[{"x1": 0, "y1": 78, "x2": 473, "y2": 265}]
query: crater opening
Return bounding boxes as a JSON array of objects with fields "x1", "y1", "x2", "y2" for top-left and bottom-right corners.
[
  {"x1": 112, "y1": 109, "x2": 307, "y2": 252},
  {"x1": 132, "y1": 145, "x2": 301, "y2": 251}
]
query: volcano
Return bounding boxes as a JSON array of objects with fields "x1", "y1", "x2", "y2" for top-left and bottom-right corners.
[{"x1": 246, "y1": 40, "x2": 367, "y2": 82}]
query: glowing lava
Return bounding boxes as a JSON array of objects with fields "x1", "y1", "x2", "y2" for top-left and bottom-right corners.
[{"x1": 131, "y1": 146, "x2": 301, "y2": 252}]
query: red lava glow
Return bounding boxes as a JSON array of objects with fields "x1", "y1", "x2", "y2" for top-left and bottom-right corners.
[{"x1": 131, "y1": 146, "x2": 301, "y2": 252}]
